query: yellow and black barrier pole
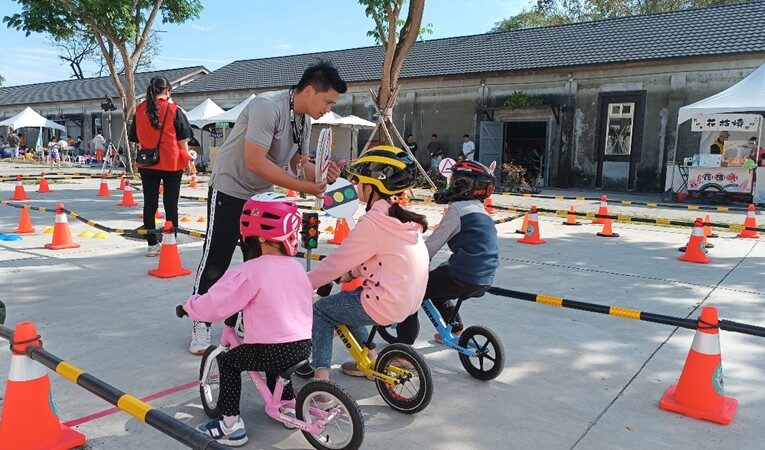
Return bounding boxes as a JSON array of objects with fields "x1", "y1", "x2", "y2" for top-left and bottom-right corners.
[
  {"x1": 486, "y1": 287, "x2": 765, "y2": 338},
  {"x1": 0, "y1": 325, "x2": 226, "y2": 449}
]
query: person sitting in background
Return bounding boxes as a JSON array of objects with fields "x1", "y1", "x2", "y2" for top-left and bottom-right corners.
[
  {"x1": 710, "y1": 131, "x2": 730, "y2": 156},
  {"x1": 748, "y1": 137, "x2": 765, "y2": 166}
]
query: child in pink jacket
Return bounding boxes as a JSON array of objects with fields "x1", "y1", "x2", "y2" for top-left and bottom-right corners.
[
  {"x1": 307, "y1": 146, "x2": 430, "y2": 381},
  {"x1": 179, "y1": 194, "x2": 312, "y2": 447}
]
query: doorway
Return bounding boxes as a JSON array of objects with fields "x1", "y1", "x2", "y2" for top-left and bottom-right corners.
[
  {"x1": 595, "y1": 91, "x2": 645, "y2": 190},
  {"x1": 504, "y1": 121, "x2": 549, "y2": 186}
]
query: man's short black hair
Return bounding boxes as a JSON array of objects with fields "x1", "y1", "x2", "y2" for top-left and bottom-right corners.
[
  {"x1": 463, "y1": 134, "x2": 470, "y2": 138},
  {"x1": 406, "y1": 133, "x2": 413, "y2": 138},
  {"x1": 296, "y1": 60, "x2": 347, "y2": 94},
  {"x1": 431, "y1": 134, "x2": 438, "y2": 138}
]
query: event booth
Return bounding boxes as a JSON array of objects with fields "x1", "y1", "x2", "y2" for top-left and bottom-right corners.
[{"x1": 0, "y1": 107, "x2": 67, "y2": 150}]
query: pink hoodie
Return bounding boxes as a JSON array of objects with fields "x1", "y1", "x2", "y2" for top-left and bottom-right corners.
[
  {"x1": 184, "y1": 255, "x2": 312, "y2": 344},
  {"x1": 307, "y1": 200, "x2": 430, "y2": 325}
]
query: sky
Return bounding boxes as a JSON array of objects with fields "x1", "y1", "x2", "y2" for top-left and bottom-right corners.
[{"x1": 0, "y1": 0, "x2": 527, "y2": 87}]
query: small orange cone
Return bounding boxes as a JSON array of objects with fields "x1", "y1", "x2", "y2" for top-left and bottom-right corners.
[
  {"x1": 44, "y1": 203, "x2": 80, "y2": 250},
  {"x1": 518, "y1": 206, "x2": 546, "y2": 245},
  {"x1": 736, "y1": 204, "x2": 760, "y2": 239},
  {"x1": 328, "y1": 218, "x2": 350, "y2": 245},
  {"x1": 11, "y1": 176, "x2": 29, "y2": 200},
  {"x1": 118, "y1": 180, "x2": 137, "y2": 207},
  {"x1": 117, "y1": 172, "x2": 126, "y2": 190},
  {"x1": 597, "y1": 217, "x2": 619, "y2": 237},
  {"x1": 37, "y1": 172, "x2": 52, "y2": 193},
  {"x1": 188, "y1": 173, "x2": 198, "y2": 189},
  {"x1": 703, "y1": 214, "x2": 718, "y2": 239},
  {"x1": 148, "y1": 221, "x2": 192, "y2": 278},
  {"x1": 286, "y1": 189, "x2": 297, "y2": 197},
  {"x1": 15, "y1": 207, "x2": 35, "y2": 234},
  {"x1": 341, "y1": 277, "x2": 363, "y2": 292},
  {"x1": 324, "y1": 225, "x2": 335, "y2": 233},
  {"x1": 484, "y1": 197, "x2": 496, "y2": 215},
  {"x1": 515, "y1": 212, "x2": 529, "y2": 235},
  {"x1": 399, "y1": 192, "x2": 411, "y2": 206},
  {"x1": 0, "y1": 321, "x2": 87, "y2": 449},
  {"x1": 562, "y1": 205, "x2": 581, "y2": 226},
  {"x1": 678, "y1": 218, "x2": 710, "y2": 264},
  {"x1": 96, "y1": 174, "x2": 111, "y2": 197},
  {"x1": 659, "y1": 306, "x2": 738, "y2": 425},
  {"x1": 197, "y1": 216, "x2": 207, "y2": 223},
  {"x1": 593, "y1": 195, "x2": 609, "y2": 224}
]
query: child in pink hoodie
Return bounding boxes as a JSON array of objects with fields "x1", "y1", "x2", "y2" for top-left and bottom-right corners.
[
  {"x1": 179, "y1": 194, "x2": 312, "y2": 447},
  {"x1": 307, "y1": 146, "x2": 430, "y2": 380}
]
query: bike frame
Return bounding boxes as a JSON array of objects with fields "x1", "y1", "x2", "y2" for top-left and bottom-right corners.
[
  {"x1": 205, "y1": 318, "x2": 336, "y2": 435},
  {"x1": 334, "y1": 325, "x2": 408, "y2": 384},
  {"x1": 420, "y1": 300, "x2": 478, "y2": 357}
]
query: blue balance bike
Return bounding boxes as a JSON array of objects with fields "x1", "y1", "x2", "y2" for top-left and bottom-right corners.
[{"x1": 378, "y1": 290, "x2": 505, "y2": 381}]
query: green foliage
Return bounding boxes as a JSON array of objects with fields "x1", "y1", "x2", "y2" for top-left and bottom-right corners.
[
  {"x1": 0, "y1": 74, "x2": 4, "y2": 86},
  {"x1": 359, "y1": 0, "x2": 430, "y2": 45},
  {"x1": 493, "y1": 0, "x2": 747, "y2": 31},
  {"x1": 503, "y1": 91, "x2": 545, "y2": 109}
]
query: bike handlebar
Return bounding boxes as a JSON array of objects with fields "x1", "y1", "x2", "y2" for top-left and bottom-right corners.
[{"x1": 175, "y1": 305, "x2": 187, "y2": 318}]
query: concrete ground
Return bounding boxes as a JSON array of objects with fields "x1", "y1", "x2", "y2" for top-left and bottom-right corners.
[{"x1": 1, "y1": 162, "x2": 764, "y2": 449}]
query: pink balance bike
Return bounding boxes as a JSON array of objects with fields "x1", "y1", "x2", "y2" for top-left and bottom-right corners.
[{"x1": 177, "y1": 307, "x2": 364, "y2": 450}]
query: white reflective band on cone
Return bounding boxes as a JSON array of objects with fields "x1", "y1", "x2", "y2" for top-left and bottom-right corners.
[
  {"x1": 692, "y1": 226, "x2": 704, "y2": 236},
  {"x1": 55, "y1": 213, "x2": 67, "y2": 223},
  {"x1": 16, "y1": 180, "x2": 22, "y2": 186},
  {"x1": 531, "y1": 214, "x2": 538, "y2": 220},
  {"x1": 163, "y1": 232, "x2": 176, "y2": 245},
  {"x1": 8, "y1": 354, "x2": 47, "y2": 381},
  {"x1": 691, "y1": 330, "x2": 721, "y2": 355}
]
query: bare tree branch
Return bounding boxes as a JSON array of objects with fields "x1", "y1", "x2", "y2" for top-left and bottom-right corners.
[{"x1": 133, "y1": 0, "x2": 163, "y2": 63}]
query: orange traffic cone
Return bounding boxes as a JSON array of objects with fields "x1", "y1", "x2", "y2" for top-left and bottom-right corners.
[
  {"x1": 597, "y1": 217, "x2": 619, "y2": 237},
  {"x1": 159, "y1": 181, "x2": 164, "y2": 195},
  {"x1": 703, "y1": 214, "x2": 718, "y2": 239},
  {"x1": 11, "y1": 176, "x2": 29, "y2": 200},
  {"x1": 15, "y1": 207, "x2": 35, "y2": 234},
  {"x1": 118, "y1": 181, "x2": 137, "y2": 207},
  {"x1": 328, "y1": 218, "x2": 350, "y2": 245},
  {"x1": 37, "y1": 172, "x2": 51, "y2": 193},
  {"x1": 518, "y1": 206, "x2": 546, "y2": 245},
  {"x1": 117, "y1": 172, "x2": 126, "y2": 190},
  {"x1": 484, "y1": 197, "x2": 496, "y2": 215},
  {"x1": 736, "y1": 204, "x2": 760, "y2": 239},
  {"x1": 96, "y1": 175, "x2": 111, "y2": 197},
  {"x1": 341, "y1": 277, "x2": 363, "y2": 292},
  {"x1": 0, "y1": 322, "x2": 87, "y2": 449},
  {"x1": 593, "y1": 195, "x2": 609, "y2": 224},
  {"x1": 515, "y1": 212, "x2": 529, "y2": 235},
  {"x1": 148, "y1": 221, "x2": 191, "y2": 278},
  {"x1": 189, "y1": 173, "x2": 198, "y2": 189},
  {"x1": 678, "y1": 218, "x2": 710, "y2": 264},
  {"x1": 44, "y1": 203, "x2": 80, "y2": 250},
  {"x1": 286, "y1": 189, "x2": 297, "y2": 197},
  {"x1": 659, "y1": 306, "x2": 738, "y2": 425},
  {"x1": 562, "y1": 205, "x2": 581, "y2": 226}
]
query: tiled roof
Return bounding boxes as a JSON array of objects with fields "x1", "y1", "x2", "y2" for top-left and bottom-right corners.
[
  {"x1": 176, "y1": 1, "x2": 765, "y2": 94},
  {"x1": 0, "y1": 66, "x2": 207, "y2": 107}
]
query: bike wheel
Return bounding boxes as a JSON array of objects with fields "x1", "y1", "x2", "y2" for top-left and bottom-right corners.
[
  {"x1": 458, "y1": 325, "x2": 506, "y2": 381},
  {"x1": 374, "y1": 343, "x2": 433, "y2": 414},
  {"x1": 296, "y1": 380, "x2": 365, "y2": 450},
  {"x1": 199, "y1": 345, "x2": 222, "y2": 418}
]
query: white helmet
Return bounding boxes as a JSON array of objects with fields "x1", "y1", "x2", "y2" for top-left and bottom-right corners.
[
  {"x1": 188, "y1": 149, "x2": 198, "y2": 161},
  {"x1": 251, "y1": 191, "x2": 288, "y2": 202}
]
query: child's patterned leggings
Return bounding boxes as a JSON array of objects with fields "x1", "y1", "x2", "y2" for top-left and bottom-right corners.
[{"x1": 217, "y1": 340, "x2": 311, "y2": 416}]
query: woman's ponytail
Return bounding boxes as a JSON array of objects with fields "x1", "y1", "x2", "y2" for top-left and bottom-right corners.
[{"x1": 145, "y1": 77, "x2": 171, "y2": 129}]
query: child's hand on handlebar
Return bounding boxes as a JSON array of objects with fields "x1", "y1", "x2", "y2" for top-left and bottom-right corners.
[{"x1": 175, "y1": 305, "x2": 188, "y2": 318}]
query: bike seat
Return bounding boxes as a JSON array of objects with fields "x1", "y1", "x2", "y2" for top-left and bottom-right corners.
[
  {"x1": 280, "y1": 359, "x2": 311, "y2": 379},
  {"x1": 457, "y1": 289, "x2": 487, "y2": 301}
]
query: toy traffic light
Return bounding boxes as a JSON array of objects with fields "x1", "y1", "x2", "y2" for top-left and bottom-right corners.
[{"x1": 301, "y1": 212, "x2": 320, "y2": 249}]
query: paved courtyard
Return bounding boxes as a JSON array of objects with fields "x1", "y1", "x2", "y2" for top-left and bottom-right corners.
[{"x1": 1, "y1": 163, "x2": 764, "y2": 449}]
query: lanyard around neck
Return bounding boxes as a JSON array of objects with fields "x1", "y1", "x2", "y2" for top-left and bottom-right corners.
[{"x1": 289, "y1": 88, "x2": 305, "y2": 148}]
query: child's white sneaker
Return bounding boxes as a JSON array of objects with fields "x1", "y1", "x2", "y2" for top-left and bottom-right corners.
[{"x1": 195, "y1": 417, "x2": 248, "y2": 447}]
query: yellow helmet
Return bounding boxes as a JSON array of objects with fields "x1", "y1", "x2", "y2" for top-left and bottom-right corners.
[{"x1": 346, "y1": 145, "x2": 418, "y2": 195}]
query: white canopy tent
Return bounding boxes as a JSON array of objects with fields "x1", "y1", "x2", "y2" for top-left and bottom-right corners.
[
  {"x1": 185, "y1": 98, "x2": 224, "y2": 125},
  {"x1": 311, "y1": 112, "x2": 376, "y2": 160},
  {"x1": 190, "y1": 94, "x2": 255, "y2": 128},
  {"x1": 0, "y1": 107, "x2": 66, "y2": 132},
  {"x1": 677, "y1": 62, "x2": 765, "y2": 125}
]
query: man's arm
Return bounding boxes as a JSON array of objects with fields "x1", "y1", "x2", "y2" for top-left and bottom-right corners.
[{"x1": 244, "y1": 140, "x2": 325, "y2": 196}]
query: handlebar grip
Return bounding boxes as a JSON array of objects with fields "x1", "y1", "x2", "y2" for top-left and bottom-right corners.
[
  {"x1": 175, "y1": 305, "x2": 187, "y2": 318},
  {"x1": 316, "y1": 283, "x2": 333, "y2": 298}
]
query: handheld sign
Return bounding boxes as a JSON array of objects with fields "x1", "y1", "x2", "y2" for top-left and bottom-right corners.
[
  {"x1": 315, "y1": 127, "x2": 333, "y2": 208},
  {"x1": 439, "y1": 157, "x2": 456, "y2": 188},
  {"x1": 488, "y1": 160, "x2": 496, "y2": 175},
  {"x1": 322, "y1": 178, "x2": 359, "y2": 229}
]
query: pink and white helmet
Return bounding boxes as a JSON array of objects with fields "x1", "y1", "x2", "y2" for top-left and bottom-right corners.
[{"x1": 240, "y1": 192, "x2": 301, "y2": 256}]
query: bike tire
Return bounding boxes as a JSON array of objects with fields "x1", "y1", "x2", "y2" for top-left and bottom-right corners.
[
  {"x1": 295, "y1": 379, "x2": 365, "y2": 450},
  {"x1": 374, "y1": 343, "x2": 433, "y2": 414},
  {"x1": 199, "y1": 345, "x2": 222, "y2": 418},
  {"x1": 458, "y1": 325, "x2": 506, "y2": 381}
]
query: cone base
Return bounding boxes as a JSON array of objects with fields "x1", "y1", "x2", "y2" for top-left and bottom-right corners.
[
  {"x1": 597, "y1": 232, "x2": 620, "y2": 237},
  {"x1": 708, "y1": 233, "x2": 719, "y2": 238},
  {"x1": 118, "y1": 202, "x2": 137, "y2": 207},
  {"x1": 148, "y1": 267, "x2": 192, "y2": 278},
  {"x1": 659, "y1": 384, "x2": 738, "y2": 426},
  {"x1": 97, "y1": 192, "x2": 112, "y2": 197},
  {"x1": 562, "y1": 221, "x2": 582, "y2": 226},
  {"x1": 11, "y1": 195, "x2": 30, "y2": 201},
  {"x1": 15, "y1": 228, "x2": 36, "y2": 234},
  {"x1": 677, "y1": 254, "x2": 710, "y2": 264},
  {"x1": 705, "y1": 243, "x2": 715, "y2": 249},
  {"x1": 736, "y1": 232, "x2": 760, "y2": 239},
  {"x1": 37, "y1": 188, "x2": 51, "y2": 193},
  {"x1": 514, "y1": 230, "x2": 526, "y2": 235},
  {"x1": 518, "y1": 238, "x2": 546, "y2": 245},
  {"x1": 45, "y1": 242, "x2": 81, "y2": 250}
]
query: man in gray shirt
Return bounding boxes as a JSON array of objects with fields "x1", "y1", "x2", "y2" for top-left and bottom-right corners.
[{"x1": 189, "y1": 61, "x2": 348, "y2": 354}]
